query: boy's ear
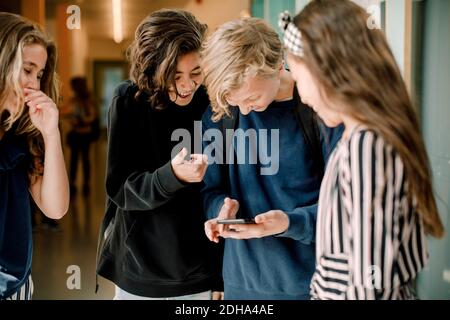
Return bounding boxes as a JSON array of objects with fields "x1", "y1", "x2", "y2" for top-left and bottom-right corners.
[{"x1": 278, "y1": 61, "x2": 285, "y2": 77}]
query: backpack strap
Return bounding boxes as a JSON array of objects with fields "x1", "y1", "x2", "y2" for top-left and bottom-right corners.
[
  {"x1": 291, "y1": 86, "x2": 325, "y2": 179},
  {"x1": 221, "y1": 107, "x2": 239, "y2": 160},
  {"x1": 219, "y1": 107, "x2": 239, "y2": 192}
]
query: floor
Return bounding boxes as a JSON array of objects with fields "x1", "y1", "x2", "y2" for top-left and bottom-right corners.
[{"x1": 31, "y1": 136, "x2": 115, "y2": 299}]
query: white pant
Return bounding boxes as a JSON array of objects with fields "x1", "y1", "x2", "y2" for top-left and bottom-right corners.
[{"x1": 114, "y1": 286, "x2": 212, "y2": 300}]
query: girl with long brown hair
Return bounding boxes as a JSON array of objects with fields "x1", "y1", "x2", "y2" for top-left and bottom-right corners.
[
  {"x1": 0, "y1": 13, "x2": 69, "y2": 299},
  {"x1": 281, "y1": 0, "x2": 444, "y2": 299}
]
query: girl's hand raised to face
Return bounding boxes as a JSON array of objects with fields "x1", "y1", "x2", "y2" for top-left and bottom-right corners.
[{"x1": 24, "y1": 88, "x2": 60, "y2": 138}]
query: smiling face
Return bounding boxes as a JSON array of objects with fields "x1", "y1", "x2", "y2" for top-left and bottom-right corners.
[
  {"x1": 168, "y1": 51, "x2": 203, "y2": 106},
  {"x1": 225, "y1": 74, "x2": 281, "y2": 115},
  {"x1": 286, "y1": 53, "x2": 342, "y2": 127},
  {"x1": 3, "y1": 43, "x2": 47, "y2": 115}
]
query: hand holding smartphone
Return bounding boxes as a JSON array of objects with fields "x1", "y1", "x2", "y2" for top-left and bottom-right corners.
[{"x1": 217, "y1": 218, "x2": 256, "y2": 225}]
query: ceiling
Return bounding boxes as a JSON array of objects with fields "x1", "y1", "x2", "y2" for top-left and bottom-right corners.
[{"x1": 45, "y1": 0, "x2": 192, "y2": 41}]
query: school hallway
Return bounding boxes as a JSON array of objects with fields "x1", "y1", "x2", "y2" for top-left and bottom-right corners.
[
  {"x1": 31, "y1": 137, "x2": 114, "y2": 299},
  {"x1": 2, "y1": 0, "x2": 448, "y2": 300}
]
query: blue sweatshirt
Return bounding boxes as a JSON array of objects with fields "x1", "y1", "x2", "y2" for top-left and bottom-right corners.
[
  {"x1": 201, "y1": 98, "x2": 342, "y2": 299},
  {"x1": 0, "y1": 129, "x2": 32, "y2": 299}
]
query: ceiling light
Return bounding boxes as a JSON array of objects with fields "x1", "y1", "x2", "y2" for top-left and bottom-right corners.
[{"x1": 112, "y1": 0, "x2": 123, "y2": 43}]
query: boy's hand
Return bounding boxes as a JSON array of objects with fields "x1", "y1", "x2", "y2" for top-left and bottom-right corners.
[
  {"x1": 221, "y1": 210, "x2": 289, "y2": 239},
  {"x1": 204, "y1": 197, "x2": 239, "y2": 243}
]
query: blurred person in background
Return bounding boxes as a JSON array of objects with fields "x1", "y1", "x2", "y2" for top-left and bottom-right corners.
[{"x1": 62, "y1": 76, "x2": 99, "y2": 196}]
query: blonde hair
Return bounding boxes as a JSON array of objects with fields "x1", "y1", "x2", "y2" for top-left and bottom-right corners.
[
  {"x1": 201, "y1": 18, "x2": 283, "y2": 121},
  {"x1": 0, "y1": 13, "x2": 59, "y2": 181},
  {"x1": 291, "y1": 0, "x2": 444, "y2": 238}
]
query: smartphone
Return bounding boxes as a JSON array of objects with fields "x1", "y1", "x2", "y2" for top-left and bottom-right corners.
[{"x1": 217, "y1": 218, "x2": 256, "y2": 224}]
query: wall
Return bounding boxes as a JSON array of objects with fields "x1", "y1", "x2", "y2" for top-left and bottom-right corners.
[
  {"x1": 183, "y1": 0, "x2": 250, "y2": 32},
  {"x1": 417, "y1": 0, "x2": 450, "y2": 299},
  {"x1": 75, "y1": 0, "x2": 249, "y2": 79},
  {"x1": 71, "y1": 22, "x2": 89, "y2": 76}
]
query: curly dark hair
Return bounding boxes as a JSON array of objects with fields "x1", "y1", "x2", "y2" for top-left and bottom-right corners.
[{"x1": 128, "y1": 9, "x2": 207, "y2": 110}]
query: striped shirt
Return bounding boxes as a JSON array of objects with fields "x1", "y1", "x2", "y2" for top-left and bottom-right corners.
[
  {"x1": 4, "y1": 276, "x2": 33, "y2": 300},
  {"x1": 311, "y1": 127, "x2": 429, "y2": 300}
]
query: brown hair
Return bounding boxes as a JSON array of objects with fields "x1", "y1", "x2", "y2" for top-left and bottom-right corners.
[
  {"x1": 128, "y1": 9, "x2": 207, "y2": 110},
  {"x1": 0, "y1": 12, "x2": 59, "y2": 182},
  {"x1": 290, "y1": 0, "x2": 444, "y2": 237},
  {"x1": 201, "y1": 18, "x2": 283, "y2": 121}
]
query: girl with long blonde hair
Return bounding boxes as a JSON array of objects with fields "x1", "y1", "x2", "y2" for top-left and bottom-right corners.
[{"x1": 0, "y1": 13, "x2": 69, "y2": 300}]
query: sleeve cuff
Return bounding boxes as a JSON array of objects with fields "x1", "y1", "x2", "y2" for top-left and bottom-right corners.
[
  {"x1": 156, "y1": 161, "x2": 187, "y2": 195},
  {"x1": 275, "y1": 210, "x2": 311, "y2": 242},
  {"x1": 211, "y1": 276, "x2": 224, "y2": 292}
]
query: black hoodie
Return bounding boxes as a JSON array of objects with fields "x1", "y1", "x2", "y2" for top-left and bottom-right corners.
[{"x1": 96, "y1": 80, "x2": 222, "y2": 297}]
